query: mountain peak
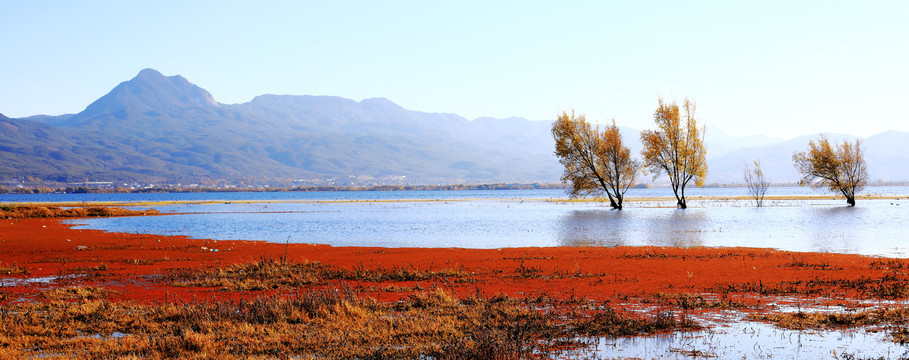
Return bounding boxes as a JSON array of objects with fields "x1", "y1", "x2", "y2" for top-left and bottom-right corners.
[
  {"x1": 135, "y1": 68, "x2": 165, "y2": 80},
  {"x1": 69, "y1": 69, "x2": 218, "y2": 123},
  {"x1": 360, "y1": 97, "x2": 396, "y2": 106}
]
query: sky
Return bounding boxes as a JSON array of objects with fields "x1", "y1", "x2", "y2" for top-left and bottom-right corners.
[{"x1": 1, "y1": 1, "x2": 907, "y2": 139}]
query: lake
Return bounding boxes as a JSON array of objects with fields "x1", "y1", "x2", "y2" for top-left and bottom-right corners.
[{"x1": 4, "y1": 186, "x2": 909, "y2": 257}]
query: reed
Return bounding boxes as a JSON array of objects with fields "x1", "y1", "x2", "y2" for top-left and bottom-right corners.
[
  {"x1": 0, "y1": 284, "x2": 700, "y2": 359},
  {"x1": 166, "y1": 257, "x2": 473, "y2": 291}
]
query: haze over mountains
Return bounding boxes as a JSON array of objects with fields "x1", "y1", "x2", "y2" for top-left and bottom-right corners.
[
  {"x1": 2, "y1": 69, "x2": 559, "y2": 185},
  {"x1": 1, "y1": 69, "x2": 907, "y2": 186}
]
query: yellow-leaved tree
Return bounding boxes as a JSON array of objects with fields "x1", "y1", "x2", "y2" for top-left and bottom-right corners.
[
  {"x1": 792, "y1": 135, "x2": 868, "y2": 206},
  {"x1": 640, "y1": 97, "x2": 707, "y2": 209},
  {"x1": 552, "y1": 111, "x2": 638, "y2": 210}
]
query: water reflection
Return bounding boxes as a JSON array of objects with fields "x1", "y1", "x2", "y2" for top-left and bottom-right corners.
[
  {"x1": 556, "y1": 209, "x2": 707, "y2": 248},
  {"x1": 551, "y1": 202, "x2": 909, "y2": 257},
  {"x1": 804, "y1": 206, "x2": 864, "y2": 254},
  {"x1": 646, "y1": 210, "x2": 707, "y2": 248},
  {"x1": 556, "y1": 209, "x2": 631, "y2": 247}
]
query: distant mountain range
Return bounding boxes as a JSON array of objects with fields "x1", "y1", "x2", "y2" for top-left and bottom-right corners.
[
  {"x1": 1, "y1": 68, "x2": 907, "y2": 186},
  {"x1": 705, "y1": 131, "x2": 909, "y2": 185},
  {"x1": 1, "y1": 69, "x2": 560, "y2": 185}
]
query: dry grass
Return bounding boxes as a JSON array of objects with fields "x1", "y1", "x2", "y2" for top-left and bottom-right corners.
[
  {"x1": 0, "y1": 285, "x2": 698, "y2": 359},
  {"x1": 0, "y1": 205, "x2": 159, "y2": 219},
  {"x1": 781, "y1": 257, "x2": 844, "y2": 270},
  {"x1": 620, "y1": 249, "x2": 772, "y2": 261},
  {"x1": 0, "y1": 264, "x2": 26, "y2": 275},
  {"x1": 42, "y1": 286, "x2": 114, "y2": 300},
  {"x1": 345, "y1": 262, "x2": 472, "y2": 283},
  {"x1": 753, "y1": 307, "x2": 909, "y2": 330},
  {"x1": 715, "y1": 274, "x2": 909, "y2": 299},
  {"x1": 0, "y1": 257, "x2": 705, "y2": 358},
  {"x1": 168, "y1": 258, "x2": 330, "y2": 290},
  {"x1": 167, "y1": 257, "x2": 473, "y2": 291},
  {"x1": 507, "y1": 261, "x2": 606, "y2": 281},
  {"x1": 752, "y1": 307, "x2": 909, "y2": 344},
  {"x1": 652, "y1": 292, "x2": 755, "y2": 310}
]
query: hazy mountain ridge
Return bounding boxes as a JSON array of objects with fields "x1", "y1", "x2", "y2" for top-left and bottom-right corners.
[
  {"x1": 609, "y1": 129, "x2": 909, "y2": 185},
  {"x1": 704, "y1": 132, "x2": 909, "y2": 184},
  {"x1": 605, "y1": 124, "x2": 905, "y2": 185},
  {"x1": 2, "y1": 69, "x2": 907, "y2": 186},
  {"x1": 1, "y1": 69, "x2": 560, "y2": 185}
]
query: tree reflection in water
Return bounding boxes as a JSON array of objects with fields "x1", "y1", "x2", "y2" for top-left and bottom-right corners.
[{"x1": 557, "y1": 208, "x2": 707, "y2": 248}]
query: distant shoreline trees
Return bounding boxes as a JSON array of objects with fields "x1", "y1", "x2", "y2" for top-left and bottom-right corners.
[
  {"x1": 551, "y1": 111, "x2": 638, "y2": 210},
  {"x1": 640, "y1": 97, "x2": 707, "y2": 209},
  {"x1": 792, "y1": 135, "x2": 868, "y2": 206}
]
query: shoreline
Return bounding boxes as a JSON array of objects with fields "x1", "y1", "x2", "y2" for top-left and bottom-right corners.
[{"x1": 1, "y1": 193, "x2": 905, "y2": 207}]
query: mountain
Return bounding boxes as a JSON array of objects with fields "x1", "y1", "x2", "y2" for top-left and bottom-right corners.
[
  {"x1": 21, "y1": 114, "x2": 74, "y2": 126},
  {"x1": 863, "y1": 131, "x2": 909, "y2": 182},
  {"x1": 705, "y1": 132, "x2": 909, "y2": 184},
  {"x1": 605, "y1": 126, "x2": 909, "y2": 185},
  {"x1": 704, "y1": 126, "x2": 782, "y2": 158},
  {"x1": 0, "y1": 69, "x2": 560, "y2": 185},
  {"x1": 2, "y1": 69, "x2": 908, "y2": 186}
]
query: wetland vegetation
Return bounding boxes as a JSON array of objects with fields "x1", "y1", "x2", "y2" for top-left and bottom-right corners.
[{"x1": 3, "y1": 197, "x2": 909, "y2": 358}]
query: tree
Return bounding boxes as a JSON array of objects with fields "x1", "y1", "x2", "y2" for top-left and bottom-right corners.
[
  {"x1": 640, "y1": 97, "x2": 707, "y2": 209},
  {"x1": 792, "y1": 135, "x2": 868, "y2": 206},
  {"x1": 743, "y1": 159, "x2": 770, "y2": 207},
  {"x1": 552, "y1": 110, "x2": 638, "y2": 210}
]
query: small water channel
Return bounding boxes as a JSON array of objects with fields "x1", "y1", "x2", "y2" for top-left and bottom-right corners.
[{"x1": 589, "y1": 319, "x2": 908, "y2": 359}]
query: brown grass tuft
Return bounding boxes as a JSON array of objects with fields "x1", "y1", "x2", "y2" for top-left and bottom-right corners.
[
  {"x1": 42, "y1": 286, "x2": 114, "y2": 300},
  {"x1": 167, "y1": 257, "x2": 473, "y2": 291},
  {"x1": 575, "y1": 306, "x2": 702, "y2": 337},
  {"x1": 0, "y1": 206, "x2": 159, "y2": 219},
  {"x1": 653, "y1": 292, "x2": 755, "y2": 310},
  {"x1": 753, "y1": 307, "x2": 909, "y2": 343},
  {"x1": 0, "y1": 264, "x2": 26, "y2": 275}
]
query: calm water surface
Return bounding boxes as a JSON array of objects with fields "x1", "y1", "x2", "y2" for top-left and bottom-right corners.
[
  {"x1": 588, "y1": 315, "x2": 909, "y2": 359},
  {"x1": 40, "y1": 186, "x2": 909, "y2": 258}
]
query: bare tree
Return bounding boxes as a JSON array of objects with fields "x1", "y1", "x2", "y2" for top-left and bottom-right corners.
[{"x1": 743, "y1": 159, "x2": 770, "y2": 207}]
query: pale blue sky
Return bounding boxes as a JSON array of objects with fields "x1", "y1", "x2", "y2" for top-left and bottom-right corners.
[{"x1": 1, "y1": 1, "x2": 906, "y2": 139}]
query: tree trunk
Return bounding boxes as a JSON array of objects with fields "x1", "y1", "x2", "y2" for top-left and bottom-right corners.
[
  {"x1": 609, "y1": 198, "x2": 620, "y2": 210},
  {"x1": 846, "y1": 196, "x2": 856, "y2": 206},
  {"x1": 677, "y1": 197, "x2": 687, "y2": 209}
]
